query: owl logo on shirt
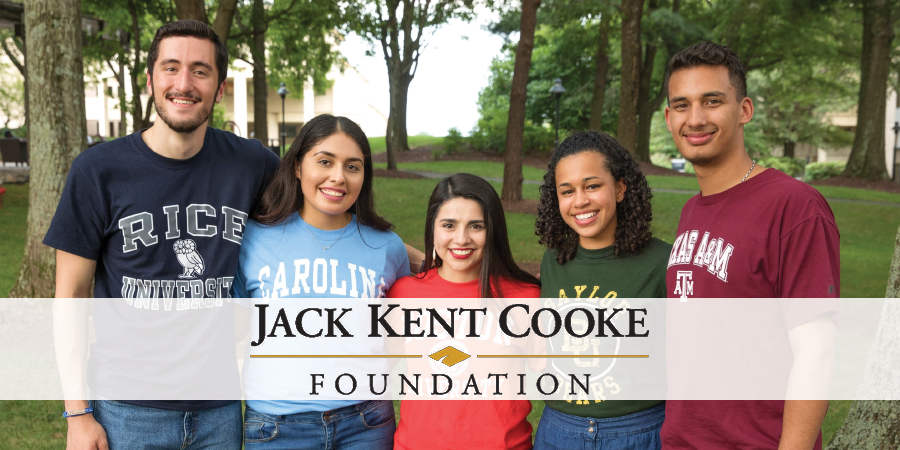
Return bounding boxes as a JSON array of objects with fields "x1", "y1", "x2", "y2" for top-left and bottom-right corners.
[{"x1": 173, "y1": 239, "x2": 205, "y2": 279}]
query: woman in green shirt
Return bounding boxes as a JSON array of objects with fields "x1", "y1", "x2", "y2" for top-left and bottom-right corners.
[{"x1": 534, "y1": 131, "x2": 670, "y2": 450}]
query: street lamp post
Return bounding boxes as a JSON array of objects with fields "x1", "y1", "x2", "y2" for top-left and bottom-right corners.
[
  {"x1": 549, "y1": 78, "x2": 567, "y2": 149},
  {"x1": 277, "y1": 82, "x2": 289, "y2": 157},
  {"x1": 892, "y1": 106, "x2": 900, "y2": 183}
]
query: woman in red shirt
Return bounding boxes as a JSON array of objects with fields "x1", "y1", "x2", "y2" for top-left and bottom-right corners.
[{"x1": 387, "y1": 173, "x2": 542, "y2": 450}]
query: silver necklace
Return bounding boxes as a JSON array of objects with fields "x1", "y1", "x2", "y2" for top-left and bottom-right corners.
[
  {"x1": 302, "y1": 218, "x2": 349, "y2": 250},
  {"x1": 740, "y1": 160, "x2": 756, "y2": 183}
]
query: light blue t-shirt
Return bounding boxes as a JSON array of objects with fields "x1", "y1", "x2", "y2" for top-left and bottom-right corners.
[{"x1": 234, "y1": 212, "x2": 409, "y2": 415}]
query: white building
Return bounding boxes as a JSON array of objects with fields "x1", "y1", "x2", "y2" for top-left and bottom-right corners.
[{"x1": 83, "y1": 58, "x2": 388, "y2": 144}]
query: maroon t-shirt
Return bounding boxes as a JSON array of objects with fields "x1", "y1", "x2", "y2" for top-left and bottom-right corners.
[{"x1": 663, "y1": 168, "x2": 840, "y2": 449}]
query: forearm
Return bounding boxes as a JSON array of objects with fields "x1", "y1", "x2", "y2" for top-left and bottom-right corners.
[
  {"x1": 780, "y1": 315, "x2": 835, "y2": 449},
  {"x1": 54, "y1": 250, "x2": 97, "y2": 402},
  {"x1": 54, "y1": 299, "x2": 90, "y2": 402},
  {"x1": 778, "y1": 400, "x2": 828, "y2": 450},
  {"x1": 405, "y1": 244, "x2": 425, "y2": 274}
]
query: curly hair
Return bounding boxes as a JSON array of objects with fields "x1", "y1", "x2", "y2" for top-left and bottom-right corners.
[{"x1": 535, "y1": 131, "x2": 653, "y2": 265}]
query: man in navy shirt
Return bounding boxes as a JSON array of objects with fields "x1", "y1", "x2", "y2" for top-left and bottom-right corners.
[{"x1": 46, "y1": 20, "x2": 280, "y2": 450}]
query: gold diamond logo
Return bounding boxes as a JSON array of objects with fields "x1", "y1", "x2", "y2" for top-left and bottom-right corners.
[{"x1": 428, "y1": 346, "x2": 471, "y2": 367}]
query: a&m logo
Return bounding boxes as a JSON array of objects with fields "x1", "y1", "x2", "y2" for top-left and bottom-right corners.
[{"x1": 674, "y1": 271, "x2": 693, "y2": 301}]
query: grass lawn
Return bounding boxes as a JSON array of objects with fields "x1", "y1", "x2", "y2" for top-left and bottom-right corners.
[
  {"x1": 0, "y1": 400, "x2": 67, "y2": 449},
  {"x1": 368, "y1": 135, "x2": 446, "y2": 154},
  {"x1": 375, "y1": 159, "x2": 900, "y2": 206},
  {"x1": 376, "y1": 160, "x2": 548, "y2": 182},
  {"x1": 0, "y1": 183, "x2": 27, "y2": 297}
]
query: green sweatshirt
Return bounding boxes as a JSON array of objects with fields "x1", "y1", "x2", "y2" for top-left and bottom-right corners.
[{"x1": 539, "y1": 237, "x2": 670, "y2": 419}]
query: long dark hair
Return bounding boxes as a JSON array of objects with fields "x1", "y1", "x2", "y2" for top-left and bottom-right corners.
[
  {"x1": 422, "y1": 173, "x2": 539, "y2": 298},
  {"x1": 536, "y1": 131, "x2": 653, "y2": 265},
  {"x1": 254, "y1": 115, "x2": 392, "y2": 232}
]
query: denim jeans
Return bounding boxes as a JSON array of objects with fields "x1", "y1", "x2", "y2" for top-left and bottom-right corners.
[
  {"x1": 91, "y1": 400, "x2": 242, "y2": 450},
  {"x1": 243, "y1": 400, "x2": 395, "y2": 450},
  {"x1": 534, "y1": 403, "x2": 665, "y2": 450}
]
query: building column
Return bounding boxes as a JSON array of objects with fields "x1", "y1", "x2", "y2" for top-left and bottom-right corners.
[
  {"x1": 885, "y1": 89, "x2": 897, "y2": 179},
  {"x1": 99, "y1": 79, "x2": 108, "y2": 138},
  {"x1": 268, "y1": 112, "x2": 280, "y2": 149},
  {"x1": 233, "y1": 74, "x2": 248, "y2": 139},
  {"x1": 304, "y1": 75, "x2": 315, "y2": 123},
  {"x1": 123, "y1": 66, "x2": 134, "y2": 133}
]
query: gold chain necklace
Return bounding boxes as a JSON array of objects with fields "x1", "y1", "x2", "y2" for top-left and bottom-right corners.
[{"x1": 302, "y1": 217, "x2": 350, "y2": 250}]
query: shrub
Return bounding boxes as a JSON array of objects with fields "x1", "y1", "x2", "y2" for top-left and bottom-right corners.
[
  {"x1": 757, "y1": 157, "x2": 807, "y2": 178},
  {"x1": 444, "y1": 127, "x2": 466, "y2": 155},
  {"x1": 804, "y1": 161, "x2": 846, "y2": 181},
  {"x1": 650, "y1": 152, "x2": 671, "y2": 169},
  {"x1": 470, "y1": 114, "x2": 555, "y2": 155}
]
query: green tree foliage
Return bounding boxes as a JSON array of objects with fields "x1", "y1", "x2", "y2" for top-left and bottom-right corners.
[
  {"x1": 227, "y1": 0, "x2": 342, "y2": 146},
  {"x1": 263, "y1": 2, "x2": 343, "y2": 100},
  {"x1": 748, "y1": 64, "x2": 856, "y2": 159},
  {"x1": 470, "y1": 41, "x2": 558, "y2": 155},
  {"x1": 480, "y1": 0, "x2": 867, "y2": 168},
  {"x1": 82, "y1": 0, "x2": 174, "y2": 134}
]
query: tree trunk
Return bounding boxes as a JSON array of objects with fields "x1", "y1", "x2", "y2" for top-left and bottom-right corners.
[
  {"x1": 633, "y1": 41, "x2": 657, "y2": 163},
  {"x1": 117, "y1": 56, "x2": 127, "y2": 136},
  {"x1": 783, "y1": 140, "x2": 796, "y2": 158},
  {"x1": 385, "y1": 72, "x2": 411, "y2": 170},
  {"x1": 212, "y1": 0, "x2": 239, "y2": 45},
  {"x1": 11, "y1": 0, "x2": 87, "y2": 298},
  {"x1": 501, "y1": 0, "x2": 541, "y2": 203},
  {"x1": 826, "y1": 224, "x2": 900, "y2": 448},
  {"x1": 129, "y1": 0, "x2": 145, "y2": 131},
  {"x1": 827, "y1": 400, "x2": 900, "y2": 448},
  {"x1": 175, "y1": 0, "x2": 207, "y2": 23},
  {"x1": 143, "y1": 95, "x2": 154, "y2": 126},
  {"x1": 588, "y1": 12, "x2": 611, "y2": 132},
  {"x1": 251, "y1": 0, "x2": 269, "y2": 151},
  {"x1": 617, "y1": 0, "x2": 643, "y2": 154},
  {"x1": 843, "y1": 0, "x2": 892, "y2": 181}
]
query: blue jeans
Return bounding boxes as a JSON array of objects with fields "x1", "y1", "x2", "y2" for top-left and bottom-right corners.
[
  {"x1": 91, "y1": 400, "x2": 242, "y2": 449},
  {"x1": 243, "y1": 400, "x2": 395, "y2": 450},
  {"x1": 534, "y1": 403, "x2": 665, "y2": 450}
]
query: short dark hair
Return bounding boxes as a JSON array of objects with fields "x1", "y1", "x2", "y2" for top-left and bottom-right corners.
[
  {"x1": 665, "y1": 41, "x2": 747, "y2": 102},
  {"x1": 421, "y1": 173, "x2": 540, "y2": 298},
  {"x1": 536, "y1": 131, "x2": 653, "y2": 264},
  {"x1": 147, "y1": 20, "x2": 228, "y2": 85}
]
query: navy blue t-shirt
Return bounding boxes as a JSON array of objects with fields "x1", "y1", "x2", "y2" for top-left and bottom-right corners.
[{"x1": 44, "y1": 127, "x2": 280, "y2": 411}]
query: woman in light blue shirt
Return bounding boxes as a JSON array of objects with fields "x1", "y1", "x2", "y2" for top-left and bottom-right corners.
[{"x1": 234, "y1": 115, "x2": 408, "y2": 450}]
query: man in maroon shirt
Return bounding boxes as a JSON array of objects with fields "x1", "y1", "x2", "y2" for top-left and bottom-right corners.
[{"x1": 661, "y1": 42, "x2": 839, "y2": 449}]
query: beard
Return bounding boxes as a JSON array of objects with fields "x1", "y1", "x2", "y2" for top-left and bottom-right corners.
[
  {"x1": 683, "y1": 152, "x2": 717, "y2": 167},
  {"x1": 151, "y1": 86, "x2": 213, "y2": 134}
]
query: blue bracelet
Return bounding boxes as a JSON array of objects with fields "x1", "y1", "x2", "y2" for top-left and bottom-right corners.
[{"x1": 63, "y1": 407, "x2": 93, "y2": 418}]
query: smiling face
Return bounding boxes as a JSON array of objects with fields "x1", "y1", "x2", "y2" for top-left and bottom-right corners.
[
  {"x1": 433, "y1": 198, "x2": 487, "y2": 283},
  {"x1": 664, "y1": 65, "x2": 753, "y2": 167},
  {"x1": 295, "y1": 132, "x2": 365, "y2": 229},
  {"x1": 148, "y1": 36, "x2": 225, "y2": 134},
  {"x1": 556, "y1": 151, "x2": 625, "y2": 250}
]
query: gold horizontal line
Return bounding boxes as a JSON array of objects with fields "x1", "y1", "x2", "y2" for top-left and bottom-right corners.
[
  {"x1": 477, "y1": 355, "x2": 649, "y2": 358},
  {"x1": 251, "y1": 355, "x2": 421, "y2": 358}
]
